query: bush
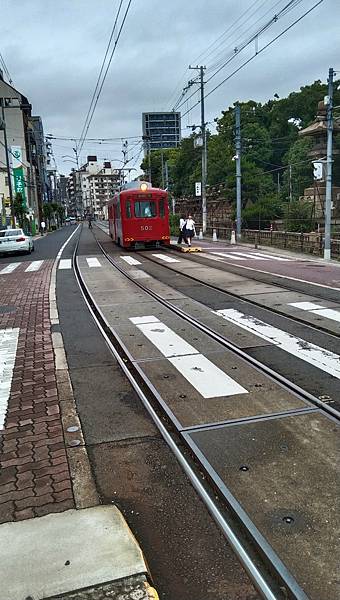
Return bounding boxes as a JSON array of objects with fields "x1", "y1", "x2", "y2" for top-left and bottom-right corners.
[
  {"x1": 283, "y1": 201, "x2": 315, "y2": 233},
  {"x1": 169, "y1": 214, "x2": 179, "y2": 235}
]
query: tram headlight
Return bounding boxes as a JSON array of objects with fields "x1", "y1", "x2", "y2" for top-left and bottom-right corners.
[{"x1": 140, "y1": 183, "x2": 148, "y2": 192}]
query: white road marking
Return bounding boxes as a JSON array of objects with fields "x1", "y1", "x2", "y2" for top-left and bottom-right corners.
[
  {"x1": 289, "y1": 302, "x2": 323, "y2": 311},
  {"x1": 25, "y1": 260, "x2": 44, "y2": 272},
  {"x1": 0, "y1": 263, "x2": 21, "y2": 274},
  {"x1": 0, "y1": 328, "x2": 19, "y2": 429},
  {"x1": 130, "y1": 315, "x2": 248, "y2": 398},
  {"x1": 289, "y1": 301, "x2": 340, "y2": 324},
  {"x1": 215, "y1": 308, "x2": 340, "y2": 379},
  {"x1": 86, "y1": 257, "x2": 101, "y2": 268},
  {"x1": 232, "y1": 252, "x2": 270, "y2": 260},
  {"x1": 251, "y1": 252, "x2": 291, "y2": 261},
  {"x1": 200, "y1": 253, "x2": 225, "y2": 262},
  {"x1": 120, "y1": 256, "x2": 141, "y2": 266},
  {"x1": 152, "y1": 253, "x2": 180, "y2": 263},
  {"x1": 212, "y1": 252, "x2": 246, "y2": 260},
  {"x1": 130, "y1": 316, "x2": 160, "y2": 325},
  {"x1": 58, "y1": 259, "x2": 72, "y2": 270},
  {"x1": 128, "y1": 269, "x2": 150, "y2": 279}
]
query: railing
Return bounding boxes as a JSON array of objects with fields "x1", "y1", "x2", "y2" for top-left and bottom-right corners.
[{"x1": 194, "y1": 224, "x2": 340, "y2": 259}]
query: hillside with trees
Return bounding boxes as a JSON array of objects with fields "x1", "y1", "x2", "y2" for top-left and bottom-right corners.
[{"x1": 141, "y1": 79, "x2": 340, "y2": 230}]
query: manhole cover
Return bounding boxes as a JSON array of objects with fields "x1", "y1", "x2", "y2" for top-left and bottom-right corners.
[{"x1": 0, "y1": 305, "x2": 17, "y2": 314}]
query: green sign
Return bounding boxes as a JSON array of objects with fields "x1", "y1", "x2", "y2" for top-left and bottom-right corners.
[{"x1": 13, "y1": 166, "x2": 27, "y2": 205}]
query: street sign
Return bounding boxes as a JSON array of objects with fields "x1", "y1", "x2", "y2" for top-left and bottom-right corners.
[
  {"x1": 194, "y1": 136, "x2": 203, "y2": 148},
  {"x1": 313, "y1": 161, "x2": 323, "y2": 181},
  {"x1": 195, "y1": 182, "x2": 201, "y2": 197}
]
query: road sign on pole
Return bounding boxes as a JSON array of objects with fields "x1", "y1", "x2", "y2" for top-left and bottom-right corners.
[{"x1": 195, "y1": 182, "x2": 202, "y2": 197}]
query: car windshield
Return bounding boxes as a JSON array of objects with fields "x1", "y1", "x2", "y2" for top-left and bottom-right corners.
[
  {"x1": 134, "y1": 201, "x2": 156, "y2": 218},
  {"x1": 0, "y1": 229, "x2": 23, "y2": 237}
]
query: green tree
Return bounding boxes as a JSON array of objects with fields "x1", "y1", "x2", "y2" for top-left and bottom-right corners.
[
  {"x1": 242, "y1": 196, "x2": 282, "y2": 229},
  {"x1": 281, "y1": 137, "x2": 313, "y2": 202},
  {"x1": 43, "y1": 203, "x2": 53, "y2": 228},
  {"x1": 283, "y1": 200, "x2": 315, "y2": 233},
  {"x1": 13, "y1": 193, "x2": 27, "y2": 228}
]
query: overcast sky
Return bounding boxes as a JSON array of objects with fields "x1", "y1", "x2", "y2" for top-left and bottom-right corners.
[{"x1": 2, "y1": 0, "x2": 339, "y2": 173}]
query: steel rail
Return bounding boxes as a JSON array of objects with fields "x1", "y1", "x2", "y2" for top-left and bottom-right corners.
[
  {"x1": 95, "y1": 237, "x2": 340, "y2": 421},
  {"x1": 73, "y1": 235, "x2": 309, "y2": 600},
  {"x1": 139, "y1": 247, "x2": 340, "y2": 341}
]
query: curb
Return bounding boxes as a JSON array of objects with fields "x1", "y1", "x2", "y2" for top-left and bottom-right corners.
[{"x1": 49, "y1": 227, "x2": 99, "y2": 509}]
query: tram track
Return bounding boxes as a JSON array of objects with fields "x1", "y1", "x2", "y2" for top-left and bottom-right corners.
[{"x1": 73, "y1": 227, "x2": 339, "y2": 600}]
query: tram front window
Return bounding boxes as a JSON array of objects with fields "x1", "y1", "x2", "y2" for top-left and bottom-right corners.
[{"x1": 134, "y1": 201, "x2": 156, "y2": 218}]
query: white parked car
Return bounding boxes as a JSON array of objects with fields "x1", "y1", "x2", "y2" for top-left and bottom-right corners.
[{"x1": 0, "y1": 229, "x2": 34, "y2": 255}]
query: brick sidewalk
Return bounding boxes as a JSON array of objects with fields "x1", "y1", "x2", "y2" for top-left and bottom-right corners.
[{"x1": 0, "y1": 260, "x2": 75, "y2": 523}]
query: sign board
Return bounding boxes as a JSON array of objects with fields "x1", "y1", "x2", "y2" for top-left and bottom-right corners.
[
  {"x1": 313, "y1": 161, "x2": 323, "y2": 181},
  {"x1": 11, "y1": 146, "x2": 27, "y2": 205},
  {"x1": 194, "y1": 136, "x2": 203, "y2": 148},
  {"x1": 195, "y1": 182, "x2": 202, "y2": 197}
]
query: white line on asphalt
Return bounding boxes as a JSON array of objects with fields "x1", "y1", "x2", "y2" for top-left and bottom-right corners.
[
  {"x1": 0, "y1": 328, "x2": 19, "y2": 429},
  {"x1": 56, "y1": 224, "x2": 81, "y2": 259},
  {"x1": 212, "y1": 252, "x2": 246, "y2": 260},
  {"x1": 0, "y1": 263, "x2": 21, "y2": 275},
  {"x1": 25, "y1": 260, "x2": 44, "y2": 272},
  {"x1": 289, "y1": 301, "x2": 340, "y2": 324},
  {"x1": 128, "y1": 269, "x2": 150, "y2": 279},
  {"x1": 199, "y1": 253, "x2": 225, "y2": 262},
  {"x1": 129, "y1": 315, "x2": 248, "y2": 398},
  {"x1": 120, "y1": 256, "x2": 142, "y2": 266},
  {"x1": 231, "y1": 252, "x2": 270, "y2": 260},
  {"x1": 58, "y1": 259, "x2": 72, "y2": 270},
  {"x1": 288, "y1": 302, "x2": 323, "y2": 311},
  {"x1": 215, "y1": 308, "x2": 340, "y2": 379},
  {"x1": 251, "y1": 252, "x2": 291, "y2": 261},
  {"x1": 152, "y1": 253, "x2": 180, "y2": 263},
  {"x1": 86, "y1": 257, "x2": 101, "y2": 268}
]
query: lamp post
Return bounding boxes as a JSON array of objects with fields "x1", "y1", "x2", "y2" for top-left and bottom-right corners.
[{"x1": 0, "y1": 99, "x2": 15, "y2": 226}]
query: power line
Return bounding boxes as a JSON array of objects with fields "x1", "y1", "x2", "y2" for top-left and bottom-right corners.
[
  {"x1": 181, "y1": 0, "x2": 324, "y2": 120},
  {"x1": 77, "y1": 0, "x2": 125, "y2": 152},
  {"x1": 78, "y1": 0, "x2": 133, "y2": 155},
  {"x1": 0, "y1": 50, "x2": 12, "y2": 84},
  {"x1": 175, "y1": 0, "x2": 308, "y2": 112}
]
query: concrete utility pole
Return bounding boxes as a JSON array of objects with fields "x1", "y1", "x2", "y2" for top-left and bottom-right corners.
[
  {"x1": 324, "y1": 67, "x2": 334, "y2": 260},
  {"x1": 235, "y1": 104, "x2": 242, "y2": 240},
  {"x1": 0, "y1": 99, "x2": 15, "y2": 226},
  {"x1": 189, "y1": 65, "x2": 207, "y2": 233}
]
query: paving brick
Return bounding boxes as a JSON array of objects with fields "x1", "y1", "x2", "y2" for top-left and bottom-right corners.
[
  {"x1": 0, "y1": 487, "x2": 34, "y2": 503},
  {"x1": 0, "y1": 468, "x2": 17, "y2": 487},
  {"x1": 35, "y1": 498, "x2": 74, "y2": 517},
  {"x1": 53, "y1": 479, "x2": 72, "y2": 493},
  {"x1": 17, "y1": 459, "x2": 51, "y2": 474},
  {"x1": 16, "y1": 471, "x2": 34, "y2": 489},
  {"x1": 0, "y1": 500, "x2": 15, "y2": 524},
  {"x1": 15, "y1": 492, "x2": 54, "y2": 510},
  {"x1": 0, "y1": 482, "x2": 16, "y2": 495},
  {"x1": 51, "y1": 470, "x2": 70, "y2": 484},
  {"x1": 14, "y1": 507, "x2": 35, "y2": 521}
]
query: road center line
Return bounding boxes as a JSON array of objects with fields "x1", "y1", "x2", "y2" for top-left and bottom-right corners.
[
  {"x1": 0, "y1": 328, "x2": 19, "y2": 429},
  {"x1": 129, "y1": 316, "x2": 248, "y2": 398},
  {"x1": 214, "y1": 308, "x2": 340, "y2": 379}
]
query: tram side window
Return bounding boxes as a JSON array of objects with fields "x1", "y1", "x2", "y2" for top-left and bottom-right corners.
[
  {"x1": 159, "y1": 198, "x2": 165, "y2": 218},
  {"x1": 134, "y1": 201, "x2": 156, "y2": 218},
  {"x1": 126, "y1": 201, "x2": 132, "y2": 218}
]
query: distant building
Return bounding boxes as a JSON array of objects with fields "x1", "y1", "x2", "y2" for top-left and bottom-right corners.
[
  {"x1": 142, "y1": 112, "x2": 181, "y2": 153},
  {"x1": 67, "y1": 157, "x2": 121, "y2": 218}
]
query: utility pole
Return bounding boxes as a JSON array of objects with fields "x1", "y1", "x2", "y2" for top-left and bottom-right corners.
[
  {"x1": 324, "y1": 67, "x2": 334, "y2": 260},
  {"x1": 0, "y1": 99, "x2": 15, "y2": 226},
  {"x1": 122, "y1": 140, "x2": 128, "y2": 165},
  {"x1": 289, "y1": 164, "x2": 292, "y2": 202},
  {"x1": 235, "y1": 104, "x2": 242, "y2": 240},
  {"x1": 189, "y1": 65, "x2": 207, "y2": 232}
]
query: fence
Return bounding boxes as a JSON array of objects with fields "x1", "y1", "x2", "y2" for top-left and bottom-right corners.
[{"x1": 194, "y1": 225, "x2": 340, "y2": 259}]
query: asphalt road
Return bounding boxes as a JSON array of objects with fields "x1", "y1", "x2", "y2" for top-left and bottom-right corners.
[{"x1": 0, "y1": 224, "x2": 79, "y2": 263}]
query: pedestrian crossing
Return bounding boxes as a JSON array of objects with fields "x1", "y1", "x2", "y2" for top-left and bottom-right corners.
[
  {"x1": 210, "y1": 250, "x2": 292, "y2": 262},
  {"x1": 0, "y1": 261, "x2": 46, "y2": 275}
]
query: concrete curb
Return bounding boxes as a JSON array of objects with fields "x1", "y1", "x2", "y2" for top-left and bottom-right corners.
[{"x1": 49, "y1": 227, "x2": 99, "y2": 509}]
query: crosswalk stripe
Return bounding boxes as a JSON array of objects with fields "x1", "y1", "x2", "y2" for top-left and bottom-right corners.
[
  {"x1": 215, "y1": 307, "x2": 340, "y2": 379},
  {"x1": 0, "y1": 328, "x2": 19, "y2": 429},
  {"x1": 289, "y1": 301, "x2": 340, "y2": 324},
  {"x1": 152, "y1": 253, "x2": 180, "y2": 263},
  {"x1": 251, "y1": 252, "x2": 291, "y2": 261},
  {"x1": 58, "y1": 259, "x2": 72, "y2": 270},
  {"x1": 231, "y1": 252, "x2": 270, "y2": 260},
  {"x1": 25, "y1": 260, "x2": 44, "y2": 272},
  {"x1": 120, "y1": 256, "x2": 141, "y2": 266},
  {"x1": 130, "y1": 315, "x2": 247, "y2": 398},
  {"x1": 212, "y1": 252, "x2": 245, "y2": 260},
  {"x1": 86, "y1": 257, "x2": 101, "y2": 268},
  {"x1": 0, "y1": 263, "x2": 21, "y2": 275}
]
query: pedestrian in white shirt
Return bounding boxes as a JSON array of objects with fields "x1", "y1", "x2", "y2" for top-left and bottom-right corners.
[
  {"x1": 177, "y1": 216, "x2": 186, "y2": 244},
  {"x1": 184, "y1": 215, "x2": 196, "y2": 247}
]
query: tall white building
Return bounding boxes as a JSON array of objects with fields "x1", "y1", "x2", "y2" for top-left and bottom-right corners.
[{"x1": 67, "y1": 157, "x2": 121, "y2": 218}]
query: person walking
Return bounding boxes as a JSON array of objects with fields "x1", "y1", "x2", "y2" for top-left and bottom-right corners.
[
  {"x1": 177, "y1": 216, "x2": 186, "y2": 244},
  {"x1": 184, "y1": 214, "x2": 196, "y2": 247},
  {"x1": 88, "y1": 215, "x2": 93, "y2": 229}
]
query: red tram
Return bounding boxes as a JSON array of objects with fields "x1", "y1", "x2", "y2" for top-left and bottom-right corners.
[{"x1": 107, "y1": 181, "x2": 170, "y2": 249}]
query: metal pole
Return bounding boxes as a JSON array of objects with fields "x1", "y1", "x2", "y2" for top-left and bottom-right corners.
[
  {"x1": 0, "y1": 99, "x2": 15, "y2": 226},
  {"x1": 324, "y1": 67, "x2": 334, "y2": 260},
  {"x1": 161, "y1": 144, "x2": 165, "y2": 189},
  {"x1": 164, "y1": 160, "x2": 169, "y2": 190},
  {"x1": 200, "y1": 65, "x2": 207, "y2": 233},
  {"x1": 148, "y1": 139, "x2": 151, "y2": 184},
  {"x1": 289, "y1": 164, "x2": 292, "y2": 202},
  {"x1": 235, "y1": 104, "x2": 241, "y2": 240}
]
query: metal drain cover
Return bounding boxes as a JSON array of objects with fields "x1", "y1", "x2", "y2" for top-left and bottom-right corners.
[{"x1": 0, "y1": 305, "x2": 17, "y2": 314}]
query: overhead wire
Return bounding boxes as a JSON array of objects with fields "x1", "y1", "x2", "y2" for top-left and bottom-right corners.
[
  {"x1": 180, "y1": 0, "x2": 324, "y2": 120},
  {"x1": 0, "y1": 50, "x2": 12, "y2": 84},
  {"x1": 78, "y1": 0, "x2": 133, "y2": 155}
]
